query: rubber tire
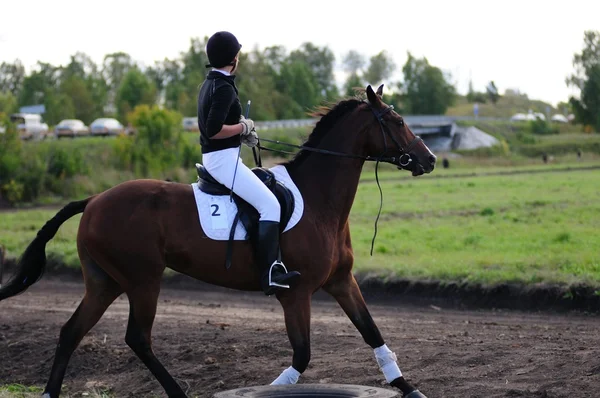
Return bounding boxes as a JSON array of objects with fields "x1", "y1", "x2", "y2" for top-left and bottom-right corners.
[{"x1": 213, "y1": 384, "x2": 400, "y2": 397}]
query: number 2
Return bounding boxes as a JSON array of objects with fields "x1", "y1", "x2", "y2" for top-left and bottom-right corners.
[{"x1": 211, "y1": 204, "x2": 221, "y2": 216}]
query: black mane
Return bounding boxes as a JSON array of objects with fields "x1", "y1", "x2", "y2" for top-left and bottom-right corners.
[{"x1": 285, "y1": 99, "x2": 364, "y2": 168}]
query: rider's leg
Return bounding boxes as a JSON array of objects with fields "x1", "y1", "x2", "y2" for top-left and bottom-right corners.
[{"x1": 202, "y1": 147, "x2": 300, "y2": 295}]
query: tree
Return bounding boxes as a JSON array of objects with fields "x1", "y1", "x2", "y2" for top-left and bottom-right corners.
[
  {"x1": 0, "y1": 60, "x2": 25, "y2": 95},
  {"x1": 466, "y1": 79, "x2": 487, "y2": 103},
  {"x1": 17, "y1": 62, "x2": 59, "y2": 107},
  {"x1": 116, "y1": 68, "x2": 156, "y2": 122},
  {"x1": 178, "y1": 37, "x2": 210, "y2": 116},
  {"x1": 342, "y1": 50, "x2": 366, "y2": 75},
  {"x1": 0, "y1": 91, "x2": 17, "y2": 114},
  {"x1": 289, "y1": 42, "x2": 338, "y2": 99},
  {"x1": 102, "y1": 52, "x2": 133, "y2": 112},
  {"x1": 44, "y1": 93, "x2": 75, "y2": 124},
  {"x1": 364, "y1": 50, "x2": 396, "y2": 86},
  {"x1": 486, "y1": 81, "x2": 500, "y2": 104},
  {"x1": 400, "y1": 52, "x2": 456, "y2": 114},
  {"x1": 279, "y1": 60, "x2": 319, "y2": 112},
  {"x1": 60, "y1": 76, "x2": 95, "y2": 124},
  {"x1": 567, "y1": 30, "x2": 600, "y2": 131},
  {"x1": 343, "y1": 73, "x2": 363, "y2": 98},
  {"x1": 263, "y1": 45, "x2": 287, "y2": 74}
]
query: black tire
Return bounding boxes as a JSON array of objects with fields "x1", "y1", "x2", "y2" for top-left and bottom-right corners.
[{"x1": 213, "y1": 384, "x2": 400, "y2": 398}]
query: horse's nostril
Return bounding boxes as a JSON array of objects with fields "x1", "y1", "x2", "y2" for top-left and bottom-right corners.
[{"x1": 429, "y1": 155, "x2": 437, "y2": 164}]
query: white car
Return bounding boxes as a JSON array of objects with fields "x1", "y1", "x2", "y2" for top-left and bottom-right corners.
[
  {"x1": 551, "y1": 114, "x2": 569, "y2": 123},
  {"x1": 182, "y1": 117, "x2": 199, "y2": 132},
  {"x1": 10, "y1": 113, "x2": 49, "y2": 140},
  {"x1": 55, "y1": 119, "x2": 90, "y2": 138},
  {"x1": 90, "y1": 118, "x2": 125, "y2": 136}
]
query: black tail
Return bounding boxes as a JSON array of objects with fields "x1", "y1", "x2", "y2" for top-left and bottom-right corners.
[{"x1": 0, "y1": 197, "x2": 92, "y2": 302}]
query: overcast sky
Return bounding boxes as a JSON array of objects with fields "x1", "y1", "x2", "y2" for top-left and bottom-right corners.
[{"x1": 1, "y1": 0, "x2": 598, "y2": 106}]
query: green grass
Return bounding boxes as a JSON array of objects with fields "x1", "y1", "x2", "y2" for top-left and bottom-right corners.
[
  {"x1": 350, "y1": 166, "x2": 600, "y2": 286},
  {"x1": 446, "y1": 94, "x2": 560, "y2": 119},
  {"x1": 1, "y1": 162, "x2": 599, "y2": 287},
  {"x1": 0, "y1": 384, "x2": 114, "y2": 398}
]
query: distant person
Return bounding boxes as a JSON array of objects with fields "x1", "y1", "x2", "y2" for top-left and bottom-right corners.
[
  {"x1": 442, "y1": 158, "x2": 450, "y2": 169},
  {"x1": 542, "y1": 153, "x2": 548, "y2": 164},
  {"x1": 577, "y1": 149, "x2": 582, "y2": 160}
]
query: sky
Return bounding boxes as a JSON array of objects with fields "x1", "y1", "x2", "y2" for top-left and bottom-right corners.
[{"x1": 1, "y1": 0, "x2": 598, "y2": 107}]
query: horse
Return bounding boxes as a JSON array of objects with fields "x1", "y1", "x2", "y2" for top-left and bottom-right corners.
[{"x1": 0, "y1": 85, "x2": 436, "y2": 398}]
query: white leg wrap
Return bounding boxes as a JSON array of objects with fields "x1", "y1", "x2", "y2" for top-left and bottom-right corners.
[
  {"x1": 270, "y1": 366, "x2": 301, "y2": 385},
  {"x1": 41, "y1": 394, "x2": 51, "y2": 398},
  {"x1": 374, "y1": 344, "x2": 402, "y2": 383}
]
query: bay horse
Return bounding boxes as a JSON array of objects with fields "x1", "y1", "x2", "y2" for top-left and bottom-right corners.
[{"x1": 0, "y1": 85, "x2": 435, "y2": 398}]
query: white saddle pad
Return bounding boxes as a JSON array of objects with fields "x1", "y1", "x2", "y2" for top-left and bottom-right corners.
[{"x1": 191, "y1": 165, "x2": 304, "y2": 241}]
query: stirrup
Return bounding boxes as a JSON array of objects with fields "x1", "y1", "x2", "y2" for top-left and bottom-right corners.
[{"x1": 268, "y1": 260, "x2": 291, "y2": 289}]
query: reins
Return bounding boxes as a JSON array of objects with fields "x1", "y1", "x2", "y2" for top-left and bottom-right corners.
[{"x1": 252, "y1": 103, "x2": 423, "y2": 256}]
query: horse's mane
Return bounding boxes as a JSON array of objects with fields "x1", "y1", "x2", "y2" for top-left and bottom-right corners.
[{"x1": 285, "y1": 98, "x2": 365, "y2": 168}]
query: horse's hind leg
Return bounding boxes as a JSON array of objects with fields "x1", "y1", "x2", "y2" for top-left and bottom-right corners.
[
  {"x1": 43, "y1": 256, "x2": 123, "y2": 398},
  {"x1": 125, "y1": 281, "x2": 186, "y2": 397},
  {"x1": 323, "y1": 272, "x2": 426, "y2": 398}
]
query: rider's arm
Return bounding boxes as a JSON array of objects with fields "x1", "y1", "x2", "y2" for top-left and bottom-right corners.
[
  {"x1": 206, "y1": 84, "x2": 244, "y2": 140},
  {"x1": 211, "y1": 123, "x2": 244, "y2": 139}
]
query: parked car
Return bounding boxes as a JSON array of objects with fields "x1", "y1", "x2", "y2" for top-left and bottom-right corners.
[
  {"x1": 90, "y1": 118, "x2": 124, "y2": 136},
  {"x1": 551, "y1": 114, "x2": 569, "y2": 123},
  {"x1": 183, "y1": 117, "x2": 199, "y2": 132},
  {"x1": 54, "y1": 119, "x2": 90, "y2": 138},
  {"x1": 10, "y1": 113, "x2": 49, "y2": 140}
]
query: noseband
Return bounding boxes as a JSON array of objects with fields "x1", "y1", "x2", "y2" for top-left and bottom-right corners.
[{"x1": 370, "y1": 104, "x2": 423, "y2": 169}]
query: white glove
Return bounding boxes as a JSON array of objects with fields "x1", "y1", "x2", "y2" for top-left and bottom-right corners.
[
  {"x1": 239, "y1": 116, "x2": 255, "y2": 135},
  {"x1": 241, "y1": 128, "x2": 259, "y2": 148}
]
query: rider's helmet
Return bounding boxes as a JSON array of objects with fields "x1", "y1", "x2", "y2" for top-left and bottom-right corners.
[{"x1": 206, "y1": 31, "x2": 242, "y2": 68}]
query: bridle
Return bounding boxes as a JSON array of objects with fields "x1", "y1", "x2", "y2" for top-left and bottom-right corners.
[
  {"x1": 257, "y1": 102, "x2": 423, "y2": 170},
  {"x1": 254, "y1": 101, "x2": 424, "y2": 256},
  {"x1": 369, "y1": 104, "x2": 423, "y2": 169}
]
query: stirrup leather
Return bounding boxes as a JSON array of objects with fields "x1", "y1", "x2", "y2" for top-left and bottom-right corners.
[{"x1": 268, "y1": 260, "x2": 291, "y2": 289}]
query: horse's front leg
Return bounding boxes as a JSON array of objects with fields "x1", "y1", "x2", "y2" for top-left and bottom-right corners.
[
  {"x1": 323, "y1": 272, "x2": 427, "y2": 398},
  {"x1": 271, "y1": 290, "x2": 312, "y2": 385}
]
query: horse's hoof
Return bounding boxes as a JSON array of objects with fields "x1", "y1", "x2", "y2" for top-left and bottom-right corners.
[{"x1": 405, "y1": 390, "x2": 427, "y2": 398}]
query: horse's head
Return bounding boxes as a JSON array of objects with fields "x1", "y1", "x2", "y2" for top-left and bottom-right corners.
[{"x1": 364, "y1": 84, "x2": 436, "y2": 176}]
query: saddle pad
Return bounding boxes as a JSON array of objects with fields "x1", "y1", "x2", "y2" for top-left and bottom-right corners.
[{"x1": 191, "y1": 165, "x2": 304, "y2": 240}]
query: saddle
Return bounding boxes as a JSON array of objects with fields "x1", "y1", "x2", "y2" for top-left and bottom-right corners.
[{"x1": 195, "y1": 163, "x2": 295, "y2": 268}]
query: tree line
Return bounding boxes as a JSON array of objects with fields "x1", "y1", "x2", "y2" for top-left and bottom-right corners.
[
  {"x1": 0, "y1": 38, "x2": 458, "y2": 125},
  {"x1": 1, "y1": 31, "x2": 598, "y2": 129}
]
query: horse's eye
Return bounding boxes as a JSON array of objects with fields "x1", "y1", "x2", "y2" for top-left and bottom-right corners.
[{"x1": 398, "y1": 119, "x2": 404, "y2": 127}]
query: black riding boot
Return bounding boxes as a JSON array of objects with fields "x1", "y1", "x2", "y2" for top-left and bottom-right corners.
[{"x1": 256, "y1": 220, "x2": 301, "y2": 296}]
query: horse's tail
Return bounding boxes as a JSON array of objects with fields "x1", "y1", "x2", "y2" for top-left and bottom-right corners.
[{"x1": 0, "y1": 197, "x2": 94, "y2": 302}]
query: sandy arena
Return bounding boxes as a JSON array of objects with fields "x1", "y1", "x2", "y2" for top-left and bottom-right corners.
[{"x1": 1, "y1": 279, "x2": 598, "y2": 398}]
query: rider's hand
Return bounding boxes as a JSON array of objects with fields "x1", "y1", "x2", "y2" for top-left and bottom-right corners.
[
  {"x1": 239, "y1": 116, "x2": 255, "y2": 136},
  {"x1": 241, "y1": 128, "x2": 259, "y2": 148}
]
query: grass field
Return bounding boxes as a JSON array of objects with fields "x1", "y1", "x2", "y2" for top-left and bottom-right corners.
[
  {"x1": 1, "y1": 162, "x2": 599, "y2": 288},
  {"x1": 0, "y1": 384, "x2": 113, "y2": 398}
]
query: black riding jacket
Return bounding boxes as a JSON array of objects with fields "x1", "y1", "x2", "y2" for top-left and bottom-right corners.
[{"x1": 197, "y1": 71, "x2": 242, "y2": 153}]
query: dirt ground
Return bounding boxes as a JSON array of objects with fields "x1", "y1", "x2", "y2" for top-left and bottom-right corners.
[{"x1": 0, "y1": 279, "x2": 599, "y2": 398}]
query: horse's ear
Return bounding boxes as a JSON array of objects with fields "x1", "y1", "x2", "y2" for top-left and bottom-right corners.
[
  {"x1": 366, "y1": 85, "x2": 380, "y2": 105},
  {"x1": 376, "y1": 84, "x2": 384, "y2": 97}
]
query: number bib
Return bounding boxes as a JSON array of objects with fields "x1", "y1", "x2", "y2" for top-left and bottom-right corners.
[{"x1": 209, "y1": 196, "x2": 229, "y2": 230}]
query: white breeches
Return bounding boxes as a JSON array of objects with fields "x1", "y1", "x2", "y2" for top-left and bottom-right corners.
[{"x1": 202, "y1": 147, "x2": 280, "y2": 222}]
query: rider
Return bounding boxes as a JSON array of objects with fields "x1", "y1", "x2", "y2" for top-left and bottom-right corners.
[{"x1": 197, "y1": 31, "x2": 301, "y2": 296}]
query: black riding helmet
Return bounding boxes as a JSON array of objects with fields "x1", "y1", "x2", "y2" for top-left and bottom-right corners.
[{"x1": 205, "y1": 31, "x2": 242, "y2": 68}]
